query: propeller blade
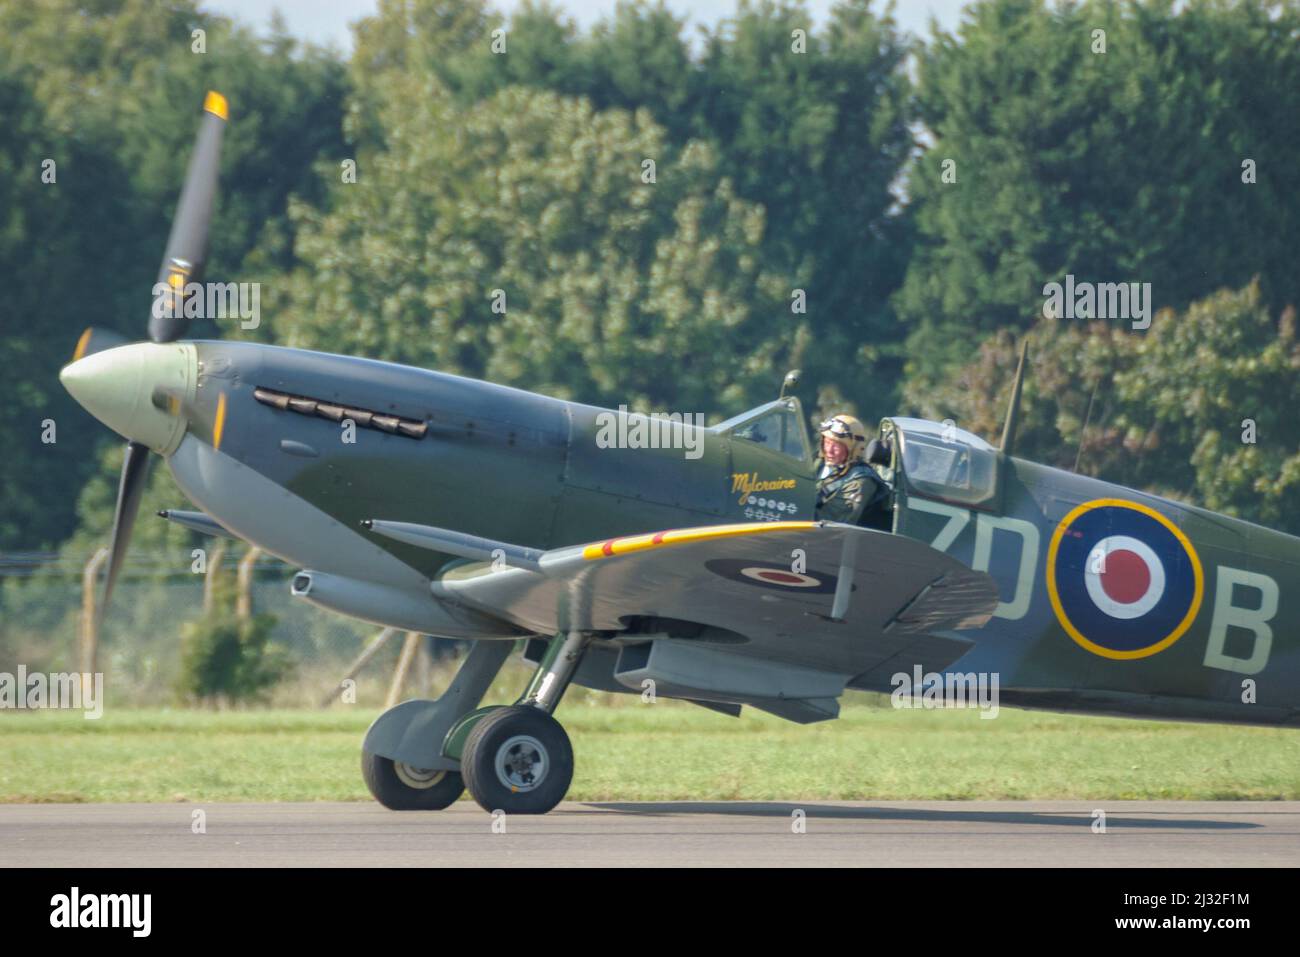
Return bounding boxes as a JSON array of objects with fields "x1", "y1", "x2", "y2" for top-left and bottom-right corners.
[
  {"x1": 100, "y1": 440, "x2": 153, "y2": 616},
  {"x1": 148, "y1": 91, "x2": 228, "y2": 344},
  {"x1": 71, "y1": 327, "x2": 128, "y2": 362}
]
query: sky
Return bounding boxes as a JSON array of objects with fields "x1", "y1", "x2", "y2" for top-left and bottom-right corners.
[{"x1": 204, "y1": 0, "x2": 970, "y2": 53}]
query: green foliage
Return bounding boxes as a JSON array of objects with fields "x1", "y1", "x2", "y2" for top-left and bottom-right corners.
[
  {"x1": 6, "y1": 0, "x2": 1300, "y2": 571},
  {"x1": 692, "y1": 0, "x2": 915, "y2": 416},
  {"x1": 916, "y1": 318, "x2": 1151, "y2": 483},
  {"x1": 176, "y1": 569, "x2": 291, "y2": 705},
  {"x1": 0, "y1": 66, "x2": 120, "y2": 550},
  {"x1": 344, "y1": 0, "x2": 915, "y2": 419},
  {"x1": 281, "y1": 83, "x2": 790, "y2": 414},
  {"x1": 922, "y1": 280, "x2": 1300, "y2": 534},
  {"x1": 176, "y1": 611, "x2": 291, "y2": 705},
  {"x1": 1116, "y1": 283, "x2": 1300, "y2": 530},
  {"x1": 0, "y1": 0, "x2": 345, "y2": 552},
  {"x1": 899, "y1": 0, "x2": 1300, "y2": 401}
]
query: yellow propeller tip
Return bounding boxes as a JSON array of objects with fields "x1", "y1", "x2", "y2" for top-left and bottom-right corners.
[
  {"x1": 72, "y1": 327, "x2": 93, "y2": 363},
  {"x1": 203, "y1": 90, "x2": 229, "y2": 121},
  {"x1": 213, "y1": 391, "x2": 228, "y2": 451}
]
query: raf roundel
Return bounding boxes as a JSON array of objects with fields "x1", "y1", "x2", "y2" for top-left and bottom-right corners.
[
  {"x1": 1046, "y1": 499, "x2": 1204, "y2": 660},
  {"x1": 704, "y1": 558, "x2": 838, "y2": 594},
  {"x1": 740, "y1": 566, "x2": 822, "y2": 588}
]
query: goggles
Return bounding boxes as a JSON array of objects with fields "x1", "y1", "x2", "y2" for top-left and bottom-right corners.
[{"x1": 819, "y1": 418, "x2": 863, "y2": 442}]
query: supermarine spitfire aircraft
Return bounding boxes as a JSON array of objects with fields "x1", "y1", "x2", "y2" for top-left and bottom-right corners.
[{"x1": 60, "y1": 94, "x2": 1299, "y2": 813}]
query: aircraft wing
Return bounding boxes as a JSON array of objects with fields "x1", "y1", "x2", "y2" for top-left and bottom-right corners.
[{"x1": 426, "y1": 521, "x2": 998, "y2": 708}]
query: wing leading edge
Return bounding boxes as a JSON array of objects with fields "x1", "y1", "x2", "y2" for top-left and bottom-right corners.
[{"x1": 374, "y1": 519, "x2": 999, "y2": 721}]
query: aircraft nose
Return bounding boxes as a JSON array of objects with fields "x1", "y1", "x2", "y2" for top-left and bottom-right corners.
[{"x1": 60, "y1": 341, "x2": 197, "y2": 455}]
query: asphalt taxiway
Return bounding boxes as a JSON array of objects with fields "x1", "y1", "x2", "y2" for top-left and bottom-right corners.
[{"x1": 1, "y1": 801, "x2": 1296, "y2": 867}]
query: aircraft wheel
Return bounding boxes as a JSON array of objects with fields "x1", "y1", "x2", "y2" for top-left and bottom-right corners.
[
  {"x1": 461, "y1": 705, "x2": 573, "y2": 815},
  {"x1": 361, "y1": 751, "x2": 464, "y2": 810}
]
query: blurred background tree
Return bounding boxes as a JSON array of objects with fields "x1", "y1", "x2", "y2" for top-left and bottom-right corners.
[
  {"x1": 0, "y1": 0, "x2": 346, "y2": 552},
  {"x1": 176, "y1": 568, "x2": 290, "y2": 705},
  {"x1": 897, "y1": 0, "x2": 1300, "y2": 407},
  {"x1": 3, "y1": 0, "x2": 1300, "y2": 598}
]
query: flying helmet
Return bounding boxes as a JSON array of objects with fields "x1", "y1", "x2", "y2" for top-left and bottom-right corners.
[{"x1": 818, "y1": 413, "x2": 867, "y2": 463}]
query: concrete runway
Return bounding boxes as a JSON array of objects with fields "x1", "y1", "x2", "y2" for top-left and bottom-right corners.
[{"x1": 1, "y1": 801, "x2": 1296, "y2": 867}]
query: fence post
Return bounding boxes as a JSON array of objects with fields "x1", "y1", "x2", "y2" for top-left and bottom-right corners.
[
  {"x1": 385, "y1": 631, "x2": 422, "y2": 708},
  {"x1": 320, "y1": 628, "x2": 396, "y2": 708},
  {"x1": 203, "y1": 541, "x2": 227, "y2": 612},
  {"x1": 236, "y1": 546, "x2": 263, "y2": 620},
  {"x1": 415, "y1": 633, "x2": 431, "y2": 694},
  {"x1": 79, "y1": 547, "x2": 109, "y2": 686}
]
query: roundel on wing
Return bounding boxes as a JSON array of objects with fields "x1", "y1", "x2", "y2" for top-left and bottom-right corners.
[
  {"x1": 1046, "y1": 499, "x2": 1204, "y2": 660},
  {"x1": 704, "y1": 558, "x2": 838, "y2": 594}
]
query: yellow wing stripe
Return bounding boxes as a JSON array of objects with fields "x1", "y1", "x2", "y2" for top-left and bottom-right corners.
[
  {"x1": 582, "y1": 521, "x2": 816, "y2": 561},
  {"x1": 203, "y1": 90, "x2": 229, "y2": 121}
]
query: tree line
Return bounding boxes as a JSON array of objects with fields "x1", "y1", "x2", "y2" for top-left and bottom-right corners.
[{"x1": 4, "y1": 0, "x2": 1300, "y2": 565}]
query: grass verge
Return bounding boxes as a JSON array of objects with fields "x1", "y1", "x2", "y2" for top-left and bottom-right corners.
[{"x1": 2, "y1": 698, "x2": 1297, "y2": 803}]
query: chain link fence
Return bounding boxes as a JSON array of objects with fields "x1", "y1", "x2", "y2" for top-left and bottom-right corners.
[
  {"x1": 2, "y1": 552, "x2": 859, "y2": 714},
  {"x1": 0, "y1": 550, "x2": 437, "y2": 707}
]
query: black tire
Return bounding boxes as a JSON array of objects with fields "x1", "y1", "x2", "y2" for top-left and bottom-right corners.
[
  {"x1": 361, "y1": 751, "x2": 465, "y2": 810},
  {"x1": 461, "y1": 705, "x2": 573, "y2": 815}
]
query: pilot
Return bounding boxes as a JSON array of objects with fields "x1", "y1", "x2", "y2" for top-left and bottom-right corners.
[{"x1": 815, "y1": 414, "x2": 891, "y2": 529}]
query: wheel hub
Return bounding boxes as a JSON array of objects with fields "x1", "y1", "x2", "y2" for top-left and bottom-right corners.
[
  {"x1": 494, "y1": 734, "x2": 548, "y2": 792},
  {"x1": 393, "y1": 762, "x2": 446, "y2": 790}
]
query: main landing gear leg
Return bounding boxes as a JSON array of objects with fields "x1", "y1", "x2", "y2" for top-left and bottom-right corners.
[
  {"x1": 460, "y1": 631, "x2": 592, "y2": 814},
  {"x1": 360, "y1": 639, "x2": 513, "y2": 811}
]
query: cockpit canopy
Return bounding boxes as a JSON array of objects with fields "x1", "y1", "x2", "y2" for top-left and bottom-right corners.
[
  {"x1": 711, "y1": 404, "x2": 1001, "y2": 509},
  {"x1": 713, "y1": 397, "x2": 812, "y2": 462},
  {"x1": 883, "y1": 416, "x2": 999, "y2": 508}
]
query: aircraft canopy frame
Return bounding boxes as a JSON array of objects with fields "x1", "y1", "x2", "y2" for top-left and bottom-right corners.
[{"x1": 883, "y1": 416, "x2": 1001, "y2": 510}]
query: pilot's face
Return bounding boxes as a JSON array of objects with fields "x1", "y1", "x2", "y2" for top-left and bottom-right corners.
[{"x1": 822, "y1": 436, "x2": 848, "y2": 465}]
